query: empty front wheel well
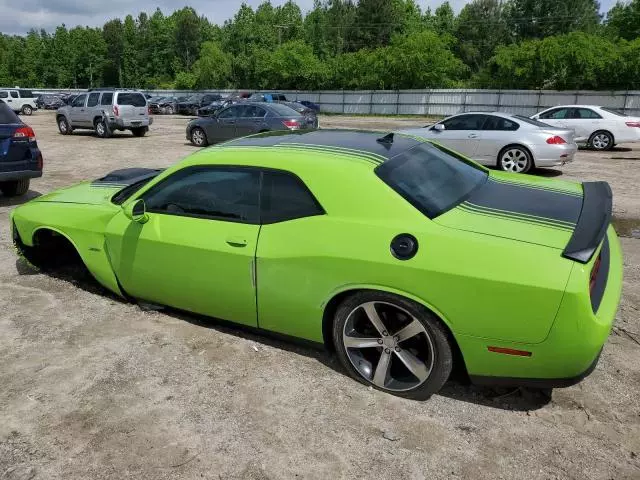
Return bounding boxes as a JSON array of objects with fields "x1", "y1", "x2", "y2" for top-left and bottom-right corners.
[
  {"x1": 321, "y1": 288, "x2": 467, "y2": 377},
  {"x1": 24, "y1": 228, "x2": 85, "y2": 269}
]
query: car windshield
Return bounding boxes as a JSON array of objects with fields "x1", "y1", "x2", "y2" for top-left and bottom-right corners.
[
  {"x1": 268, "y1": 103, "x2": 302, "y2": 117},
  {"x1": 376, "y1": 142, "x2": 487, "y2": 219},
  {"x1": 600, "y1": 107, "x2": 627, "y2": 117},
  {"x1": 186, "y1": 95, "x2": 202, "y2": 102}
]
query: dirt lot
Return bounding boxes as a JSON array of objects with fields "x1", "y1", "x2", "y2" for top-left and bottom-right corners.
[{"x1": 0, "y1": 112, "x2": 639, "y2": 480}]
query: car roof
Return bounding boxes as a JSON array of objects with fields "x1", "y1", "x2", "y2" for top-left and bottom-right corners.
[
  {"x1": 220, "y1": 130, "x2": 422, "y2": 165},
  {"x1": 541, "y1": 105, "x2": 602, "y2": 109}
]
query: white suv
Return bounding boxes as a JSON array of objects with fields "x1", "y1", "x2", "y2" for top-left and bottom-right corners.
[{"x1": 0, "y1": 88, "x2": 38, "y2": 115}]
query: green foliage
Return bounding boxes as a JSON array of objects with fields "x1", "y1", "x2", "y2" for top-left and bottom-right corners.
[{"x1": 1, "y1": 0, "x2": 640, "y2": 91}]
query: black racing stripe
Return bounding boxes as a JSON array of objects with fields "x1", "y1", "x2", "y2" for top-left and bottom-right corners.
[
  {"x1": 462, "y1": 201, "x2": 576, "y2": 227},
  {"x1": 459, "y1": 203, "x2": 574, "y2": 231},
  {"x1": 467, "y1": 178, "x2": 582, "y2": 226},
  {"x1": 227, "y1": 130, "x2": 421, "y2": 160},
  {"x1": 491, "y1": 176, "x2": 583, "y2": 198}
]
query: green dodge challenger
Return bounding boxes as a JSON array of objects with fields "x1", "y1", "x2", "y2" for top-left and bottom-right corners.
[{"x1": 10, "y1": 130, "x2": 622, "y2": 399}]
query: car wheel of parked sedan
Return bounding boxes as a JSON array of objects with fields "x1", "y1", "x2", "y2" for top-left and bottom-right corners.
[
  {"x1": 94, "y1": 118, "x2": 110, "y2": 138},
  {"x1": 21, "y1": 105, "x2": 33, "y2": 116},
  {"x1": 333, "y1": 291, "x2": 453, "y2": 400},
  {"x1": 165, "y1": 105, "x2": 174, "y2": 115},
  {"x1": 498, "y1": 146, "x2": 532, "y2": 173},
  {"x1": 190, "y1": 127, "x2": 208, "y2": 147},
  {"x1": 589, "y1": 131, "x2": 614, "y2": 151},
  {"x1": 57, "y1": 117, "x2": 72, "y2": 135},
  {"x1": 0, "y1": 179, "x2": 30, "y2": 197}
]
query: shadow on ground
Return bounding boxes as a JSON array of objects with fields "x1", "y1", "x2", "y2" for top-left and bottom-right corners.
[
  {"x1": 16, "y1": 258, "x2": 553, "y2": 412},
  {"x1": 0, "y1": 190, "x2": 41, "y2": 207}
]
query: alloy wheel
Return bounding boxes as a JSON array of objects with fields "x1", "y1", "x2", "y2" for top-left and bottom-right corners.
[
  {"x1": 500, "y1": 148, "x2": 529, "y2": 173},
  {"x1": 96, "y1": 122, "x2": 105, "y2": 137},
  {"x1": 191, "y1": 128, "x2": 206, "y2": 146},
  {"x1": 591, "y1": 133, "x2": 611, "y2": 150},
  {"x1": 58, "y1": 120, "x2": 67, "y2": 133},
  {"x1": 342, "y1": 301, "x2": 434, "y2": 392}
]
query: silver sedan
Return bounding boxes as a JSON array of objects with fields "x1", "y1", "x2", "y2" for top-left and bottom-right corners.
[{"x1": 399, "y1": 112, "x2": 577, "y2": 173}]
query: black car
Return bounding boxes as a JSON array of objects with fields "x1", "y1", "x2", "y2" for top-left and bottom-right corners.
[
  {"x1": 36, "y1": 94, "x2": 65, "y2": 110},
  {"x1": 0, "y1": 100, "x2": 43, "y2": 196},
  {"x1": 298, "y1": 100, "x2": 320, "y2": 113},
  {"x1": 177, "y1": 94, "x2": 223, "y2": 115},
  {"x1": 197, "y1": 95, "x2": 246, "y2": 117},
  {"x1": 149, "y1": 96, "x2": 179, "y2": 115},
  {"x1": 278, "y1": 101, "x2": 319, "y2": 129}
]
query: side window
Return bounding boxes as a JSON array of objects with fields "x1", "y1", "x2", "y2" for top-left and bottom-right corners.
[
  {"x1": 87, "y1": 92, "x2": 100, "y2": 107},
  {"x1": 100, "y1": 92, "x2": 113, "y2": 105},
  {"x1": 261, "y1": 171, "x2": 324, "y2": 224},
  {"x1": 142, "y1": 167, "x2": 261, "y2": 224},
  {"x1": 72, "y1": 94, "x2": 87, "y2": 107},
  {"x1": 577, "y1": 108, "x2": 602, "y2": 119},
  {"x1": 241, "y1": 106, "x2": 266, "y2": 118},
  {"x1": 540, "y1": 108, "x2": 568, "y2": 120},
  {"x1": 441, "y1": 114, "x2": 487, "y2": 130},
  {"x1": 218, "y1": 106, "x2": 240, "y2": 118},
  {"x1": 0, "y1": 92, "x2": 7, "y2": 99},
  {"x1": 10, "y1": 91, "x2": 19, "y2": 99},
  {"x1": 483, "y1": 116, "x2": 519, "y2": 131}
]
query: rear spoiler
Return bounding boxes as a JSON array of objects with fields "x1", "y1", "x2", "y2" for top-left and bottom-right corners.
[{"x1": 562, "y1": 181, "x2": 612, "y2": 263}]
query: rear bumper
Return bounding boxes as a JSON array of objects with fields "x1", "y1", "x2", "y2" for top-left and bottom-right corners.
[
  {"x1": 0, "y1": 169, "x2": 42, "y2": 182},
  {"x1": 107, "y1": 117, "x2": 153, "y2": 129},
  {"x1": 533, "y1": 143, "x2": 578, "y2": 168}
]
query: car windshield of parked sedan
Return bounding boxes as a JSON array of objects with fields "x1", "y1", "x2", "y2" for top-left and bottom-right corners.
[
  {"x1": 515, "y1": 115, "x2": 554, "y2": 128},
  {"x1": 376, "y1": 142, "x2": 487, "y2": 219}
]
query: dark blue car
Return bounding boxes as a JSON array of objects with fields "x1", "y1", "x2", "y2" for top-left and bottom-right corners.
[{"x1": 0, "y1": 100, "x2": 42, "y2": 197}]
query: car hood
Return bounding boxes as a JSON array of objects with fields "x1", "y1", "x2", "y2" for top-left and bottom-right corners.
[
  {"x1": 32, "y1": 168, "x2": 162, "y2": 206},
  {"x1": 435, "y1": 172, "x2": 584, "y2": 250}
]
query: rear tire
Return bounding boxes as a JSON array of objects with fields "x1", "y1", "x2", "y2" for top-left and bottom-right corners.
[
  {"x1": 94, "y1": 118, "x2": 110, "y2": 138},
  {"x1": 57, "y1": 117, "x2": 71, "y2": 135},
  {"x1": 21, "y1": 105, "x2": 33, "y2": 116},
  {"x1": 190, "y1": 127, "x2": 208, "y2": 147},
  {"x1": 0, "y1": 179, "x2": 30, "y2": 197},
  {"x1": 588, "y1": 131, "x2": 614, "y2": 151},
  {"x1": 332, "y1": 291, "x2": 453, "y2": 400},
  {"x1": 498, "y1": 145, "x2": 532, "y2": 173},
  {"x1": 165, "y1": 105, "x2": 174, "y2": 115},
  {"x1": 131, "y1": 127, "x2": 148, "y2": 137}
]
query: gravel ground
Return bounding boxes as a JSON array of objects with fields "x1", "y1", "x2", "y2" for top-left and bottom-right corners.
[{"x1": 0, "y1": 112, "x2": 638, "y2": 480}]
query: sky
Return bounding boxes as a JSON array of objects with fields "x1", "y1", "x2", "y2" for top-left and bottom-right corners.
[{"x1": 0, "y1": 0, "x2": 620, "y2": 36}]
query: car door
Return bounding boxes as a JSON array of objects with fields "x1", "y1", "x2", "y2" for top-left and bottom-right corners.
[
  {"x1": 255, "y1": 169, "x2": 327, "y2": 339},
  {"x1": 569, "y1": 107, "x2": 604, "y2": 141},
  {"x1": 476, "y1": 115, "x2": 521, "y2": 165},
  {"x1": 105, "y1": 166, "x2": 261, "y2": 327},
  {"x1": 429, "y1": 114, "x2": 487, "y2": 159},
  {"x1": 84, "y1": 92, "x2": 101, "y2": 125},
  {"x1": 209, "y1": 105, "x2": 242, "y2": 141},
  {"x1": 537, "y1": 107, "x2": 571, "y2": 129},
  {"x1": 236, "y1": 105, "x2": 267, "y2": 137},
  {"x1": 69, "y1": 94, "x2": 88, "y2": 125},
  {"x1": 7, "y1": 90, "x2": 20, "y2": 111}
]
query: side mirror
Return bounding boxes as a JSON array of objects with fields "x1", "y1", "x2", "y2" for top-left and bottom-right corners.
[
  {"x1": 123, "y1": 199, "x2": 148, "y2": 224},
  {"x1": 433, "y1": 123, "x2": 445, "y2": 132}
]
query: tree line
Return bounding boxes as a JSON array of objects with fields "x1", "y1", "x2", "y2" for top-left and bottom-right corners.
[{"x1": 1, "y1": 0, "x2": 640, "y2": 91}]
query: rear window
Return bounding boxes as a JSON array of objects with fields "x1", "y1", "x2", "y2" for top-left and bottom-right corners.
[
  {"x1": 600, "y1": 107, "x2": 627, "y2": 117},
  {"x1": 268, "y1": 103, "x2": 302, "y2": 117},
  {"x1": 116, "y1": 93, "x2": 146, "y2": 107},
  {"x1": 515, "y1": 115, "x2": 553, "y2": 128},
  {"x1": 100, "y1": 92, "x2": 114, "y2": 105},
  {"x1": 0, "y1": 102, "x2": 21, "y2": 124},
  {"x1": 376, "y1": 143, "x2": 487, "y2": 219}
]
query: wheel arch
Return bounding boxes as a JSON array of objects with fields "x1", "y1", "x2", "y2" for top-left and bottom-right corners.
[
  {"x1": 497, "y1": 143, "x2": 536, "y2": 168},
  {"x1": 320, "y1": 285, "x2": 467, "y2": 374}
]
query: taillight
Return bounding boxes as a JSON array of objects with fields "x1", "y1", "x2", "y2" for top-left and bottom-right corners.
[
  {"x1": 546, "y1": 135, "x2": 567, "y2": 145},
  {"x1": 113, "y1": 105, "x2": 120, "y2": 117},
  {"x1": 282, "y1": 119, "x2": 300, "y2": 130},
  {"x1": 625, "y1": 121, "x2": 640, "y2": 128},
  {"x1": 589, "y1": 254, "x2": 602, "y2": 296},
  {"x1": 14, "y1": 126, "x2": 36, "y2": 142}
]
